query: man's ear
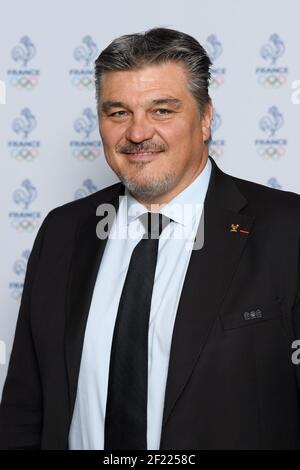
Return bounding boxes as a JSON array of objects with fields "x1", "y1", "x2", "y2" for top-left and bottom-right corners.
[{"x1": 201, "y1": 100, "x2": 213, "y2": 144}]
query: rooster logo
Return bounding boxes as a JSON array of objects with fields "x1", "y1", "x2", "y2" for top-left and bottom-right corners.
[
  {"x1": 205, "y1": 34, "x2": 223, "y2": 62},
  {"x1": 75, "y1": 179, "x2": 98, "y2": 200},
  {"x1": 13, "y1": 250, "x2": 30, "y2": 277},
  {"x1": 74, "y1": 35, "x2": 98, "y2": 67},
  {"x1": 13, "y1": 179, "x2": 37, "y2": 210},
  {"x1": 11, "y1": 36, "x2": 36, "y2": 67},
  {"x1": 260, "y1": 34, "x2": 285, "y2": 66},
  {"x1": 12, "y1": 108, "x2": 36, "y2": 139},
  {"x1": 74, "y1": 108, "x2": 97, "y2": 138},
  {"x1": 260, "y1": 106, "x2": 284, "y2": 137}
]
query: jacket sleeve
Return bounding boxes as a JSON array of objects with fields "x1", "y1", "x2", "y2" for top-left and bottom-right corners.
[{"x1": 0, "y1": 211, "x2": 53, "y2": 449}]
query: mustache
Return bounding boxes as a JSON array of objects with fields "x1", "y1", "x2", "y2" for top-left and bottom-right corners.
[{"x1": 116, "y1": 142, "x2": 167, "y2": 154}]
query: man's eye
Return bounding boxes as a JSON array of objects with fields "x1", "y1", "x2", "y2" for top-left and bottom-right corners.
[
  {"x1": 109, "y1": 109, "x2": 172, "y2": 118},
  {"x1": 110, "y1": 111, "x2": 127, "y2": 117},
  {"x1": 154, "y1": 108, "x2": 172, "y2": 115}
]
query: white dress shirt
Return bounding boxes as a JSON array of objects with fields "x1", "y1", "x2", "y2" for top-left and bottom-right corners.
[{"x1": 68, "y1": 157, "x2": 212, "y2": 450}]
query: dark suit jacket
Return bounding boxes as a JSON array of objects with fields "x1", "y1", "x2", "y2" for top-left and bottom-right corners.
[{"x1": 1, "y1": 156, "x2": 300, "y2": 450}]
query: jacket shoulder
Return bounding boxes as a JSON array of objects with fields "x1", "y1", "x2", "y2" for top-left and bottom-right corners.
[
  {"x1": 45, "y1": 181, "x2": 122, "y2": 221},
  {"x1": 232, "y1": 174, "x2": 300, "y2": 204},
  {"x1": 231, "y1": 173, "x2": 300, "y2": 227}
]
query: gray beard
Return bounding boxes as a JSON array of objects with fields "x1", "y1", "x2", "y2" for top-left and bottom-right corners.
[{"x1": 115, "y1": 167, "x2": 178, "y2": 202}]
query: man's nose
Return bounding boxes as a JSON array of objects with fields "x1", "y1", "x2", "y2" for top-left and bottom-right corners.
[{"x1": 125, "y1": 114, "x2": 155, "y2": 143}]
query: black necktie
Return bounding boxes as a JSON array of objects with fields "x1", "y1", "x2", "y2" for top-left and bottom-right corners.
[{"x1": 104, "y1": 211, "x2": 172, "y2": 450}]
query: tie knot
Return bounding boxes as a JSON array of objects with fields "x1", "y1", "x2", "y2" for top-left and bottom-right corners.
[{"x1": 139, "y1": 212, "x2": 172, "y2": 239}]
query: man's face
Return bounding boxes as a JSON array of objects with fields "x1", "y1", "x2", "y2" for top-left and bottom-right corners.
[{"x1": 98, "y1": 61, "x2": 212, "y2": 205}]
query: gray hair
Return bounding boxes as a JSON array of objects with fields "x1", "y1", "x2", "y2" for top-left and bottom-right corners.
[{"x1": 94, "y1": 27, "x2": 212, "y2": 117}]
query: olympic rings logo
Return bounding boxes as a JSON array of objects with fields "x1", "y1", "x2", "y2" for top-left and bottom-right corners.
[
  {"x1": 11, "y1": 147, "x2": 39, "y2": 161},
  {"x1": 257, "y1": 73, "x2": 287, "y2": 88},
  {"x1": 11, "y1": 218, "x2": 39, "y2": 232},
  {"x1": 257, "y1": 145, "x2": 286, "y2": 159},
  {"x1": 71, "y1": 76, "x2": 94, "y2": 90},
  {"x1": 72, "y1": 147, "x2": 100, "y2": 161},
  {"x1": 10, "y1": 75, "x2": 38, "y2": 89}
]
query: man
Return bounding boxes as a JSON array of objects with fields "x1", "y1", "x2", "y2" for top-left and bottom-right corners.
[{"x1": 0, "y1": 27, "x2": 300, "y2": 450}]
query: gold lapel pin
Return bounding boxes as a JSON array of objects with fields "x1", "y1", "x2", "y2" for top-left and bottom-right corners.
[
  {"x1": 230, "y1": 223, "x2": 250, "y2": 235},
  {"x1": 230, "y1": 223, "x2": 239, "y2": 232}
]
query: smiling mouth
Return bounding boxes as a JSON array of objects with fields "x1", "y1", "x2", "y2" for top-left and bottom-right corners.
[{"x1": 124, "y1": 150, "x2": 164, "y2": 158}]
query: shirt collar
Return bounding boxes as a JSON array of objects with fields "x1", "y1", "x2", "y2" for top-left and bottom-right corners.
[{"x1": 124, "y1": 157, "x2": 212, "y2": 228}]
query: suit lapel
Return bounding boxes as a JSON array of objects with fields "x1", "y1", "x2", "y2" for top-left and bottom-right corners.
[
  {"x1": 160, "y1": 157, "x2": 255, "y2": 432},
  {"x1": 64, "y1": 183, "x2": 125, "y2": 423}
]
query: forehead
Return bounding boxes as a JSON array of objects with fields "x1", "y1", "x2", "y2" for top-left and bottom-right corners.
[{"x1": 99, "y1": 62, "x2": 190, "y2": 102}]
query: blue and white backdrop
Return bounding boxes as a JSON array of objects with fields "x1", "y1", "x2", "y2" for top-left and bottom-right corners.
[{"x1": 1, "y1": 0, "x2": 300, "y2": 397}]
